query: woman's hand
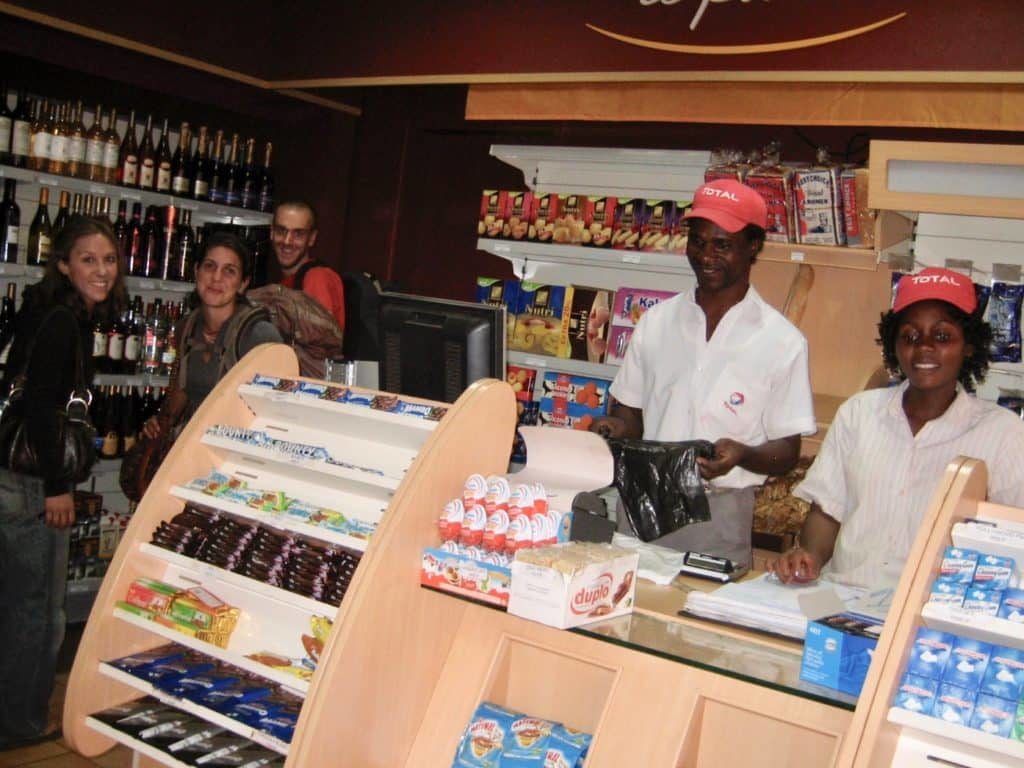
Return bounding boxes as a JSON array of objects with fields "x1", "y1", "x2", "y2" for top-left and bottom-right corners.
[
  {"x1": 44, "y1": 493, "x2": 75, "y2": 529},
  {"x1": 142, "y1": 415, "x2": 162, "y2": 440},
  {"x1": 769, "y1": 546, "x2": 823, "y2": 584}
]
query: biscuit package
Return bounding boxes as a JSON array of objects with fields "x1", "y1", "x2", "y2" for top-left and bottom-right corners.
[
  {"x1": 509, "y1": 282, "x2": 569, "y2": 356},
  {"x1": 563, "y1": 285, "x2": 613, "y2": 364},
  {"x1": 610, "y1": 198, "x2": 645, "y2": 250},
  {"x1": 638, "y1": 200, "x2": 679, "y2": 252},
  {"x1": 840, "y1": 166, "x2": 875, "y2": 248},
  {"x1": 451, "y1": 704, "x2": 592, "y2": 768},
  {"x1": 794, "y1": 149, "x2": 846, "y2": 246},
  {"x1": 478, "y1": 190, "x2": 511, "y2": 239},
  {"x1": 551, "y1": 194, "x2": 587, "y2": 245},
  {"x1": 504, "y1": 191, "x2": 535, "y2": 241},
  {"x1": 605, "y1": 287, "x2": 678, "y2": 365},
  {"x1": 539, "y1": 372, "x2": 611, "y2": 432},
  {"x1": 745, "y1": 147, "x2": 796, "y2": 243},
  {"x1": 582, "y1": 195, "x2": 617, "y2": 247},
  {"x1": 476, "y1": 277, "x2": 521, "y2": 344},
  {"x1": 529, "y1": 194, "x2": 560, "y2": 242}
]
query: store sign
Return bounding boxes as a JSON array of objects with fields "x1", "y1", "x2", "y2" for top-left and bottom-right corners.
[{"x1": 590, "y1": 2, "x2": 908, "y2": 55}]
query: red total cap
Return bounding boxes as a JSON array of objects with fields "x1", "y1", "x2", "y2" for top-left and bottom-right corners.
[
  {"x1": 683, "y1": 179, "x2": 768, "y2": 233},
  {"x1": 892, "y1": 267, "x2": 977, "y2": 315}
]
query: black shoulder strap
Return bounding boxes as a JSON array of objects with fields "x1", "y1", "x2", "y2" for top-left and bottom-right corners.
[{"x1": 293, "y1": 259, "x2": 324, "y2": 292}]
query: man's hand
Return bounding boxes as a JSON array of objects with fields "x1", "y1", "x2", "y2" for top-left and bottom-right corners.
[
  {"x1": 769, "y1": 546, "x2": 823, "y2": 584},
  {"x1": 697, "y1": 438, "x2": 748, "y2": 480},
  {"x1": 590, "y1": 415, "x2": 627, "y2": 439},
  {"x1": 44, "y1": 493, "x2": 75, "y2": 529},
  {"x1": 590, "y1": 402, "x2": 644, "y2": 440}
]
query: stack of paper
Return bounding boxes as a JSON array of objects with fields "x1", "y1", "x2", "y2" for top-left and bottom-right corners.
[{"x1": 684, "y1": 574, "x2": 866, "y2": 639}]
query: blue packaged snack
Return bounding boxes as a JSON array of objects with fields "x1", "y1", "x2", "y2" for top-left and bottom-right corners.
[
  {"x1": 228, "y1": 698, "x2": 292, "y2": 726},
  {"x1": 934, "y1": 682, "x2": 976, "y2": 726},
  {"x1": 144, "y1": 659, "x2": 215, "y2": 685},
  {"x1": 980, "y1": 645, "x2": 1024, "y2": 700},
  {"x1": 318, "y1": 385, "x2": 351, "y2": 402},
  {"x1": 550, "y1": 724, "x2": 592, "y2": 756},
  {"x1": 198, "y1": 685, "x2": 274, "y2": 713},
  {"x1": 250, "y1": 374, "x2": 280, "y2": 388},
  {"x1": 170, "y1": 672, "x2": 243, "y2": 700},
  {"x1": 894, "y1": 673, "x2": 938, "y2": 716},
  {"x1": 942, "y1": 638, "x2": 992, "y2": 689},
  {"x1": 500, "y1": 715, "x2": 554, "y2": 765},
  {"x1": 395, "y1": 400, "x2": 434, "y2": 418},
  {"x1": 346, "y1": 393, "x2": 374, "y2": 408},
  {"x1": 108, "y1": 646, "x2": 185, "y2": 676},
  {"x1": 452, "y1": 703, "x2": 515, "y2": 767},
  {"x1": 297, "y1": 382, "x2": 328, "y2": 398},
  {"x1": 969, "y1": 693, "x2": 1016, "y2": 738},
  {"x1": 975, "y1": 282, "x2": 992, "y2": 318},
  {"x1": 257, "y1": 711, "x2": 298, "y2": 743},
  {"x1": 989, "y1": 281, "x2": 1024, "y2": 363},
  {"x1": 907, "y1": 628, "x2": 955, "y2": 679},
  {"x1": 543, "y1": 731, "x2": 588, "y2": 767}
]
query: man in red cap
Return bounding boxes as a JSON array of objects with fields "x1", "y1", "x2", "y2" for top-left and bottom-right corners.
[
  {"x1": 773, "y1": 266, "x2": 1024, "y2": 588},
  {"x1": 594, "y1": 179, "x2": 816, "y2": 567}
]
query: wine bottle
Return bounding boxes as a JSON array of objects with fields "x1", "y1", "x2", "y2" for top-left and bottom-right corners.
[
  {"x1": 10, "y1": 91, "x2": 31, "y2": 168},
  {"x1": 84, "y1": 104, "x2": 104, "y2": 181},
  {"x1": 126, "y1": 202, "x2": 143, "y2": 276},
  {"x1": 224, "y1": 132, "x2": 241, "y2": 207},
  {"x1": 170, "y1": 121, "x2": 191, "y2": 195},
  {"x1": 83, "y1": 194, "x2": 95, "y2": 218},
  {"x1": 191, "y1": 126, "x2": 210, "y2": 201},
  {"x1": 142, "y1": 299, "x2": 165, "y2": 374},
  {"x1": 67, "y1": 101, "x2": 87, "y2": 178},
  {"x1": 100, "y1": 385, "x2": 121, "y2": 459},
  {"x1": 160, "y1": 205, "x2": 178, "y2": 281},
  {"x1": 257, "y1": 142, "x2": 275, "y2": 213},
  {"x1": 0, "y1": 283, "x2": 16, "y2": 365},
  {"x1": 0, "y1": 83, "x2": 12, "y2": 165},
  {"x1": 96, "y1": 196, "x2": 112, "y2": 224},
  {"x1": 138, "y1": 205, "x2": 159, "y2": 278},
  {"x1": 28, "y1": 99, "x2": 51, "y2": 172},
  {"x1": 239, "y1": 138, "x2": 257, "y2": 209},
  {"x1": 47, "y1": 102, "x2": 69, "y2": 176},
  {"x1": 118, "y1": 109, "x2": 139, "y2": 187},
  {"x1": 120, "y1": 383, "x2": 138, "y2": 453},
  {"x1": 208, "y1": 129, "x2": 226, "y2": 204},
  {"x1": 107, "y1": 309, "x2": 126, "y2": 374},
  {"x1": 52, "y1": 190, "x2": 71, "y2": 238},
  {"x1": 137, "y1": 114, "x2": 155, "y2": 191},
  {"x1": 112, "y1": 199, "x2": 128, "y2": 262},
  {"x1": 160, "y1": 307, "x2": 177, "y2": 376},
  {"x1": 0, "y1": 179, "x2": 19, "y2": 264},
  {"x1": 124, "y1": 298, "x2": 144, "y2": 374},
  {"x1": 91, "y1": 315, "x2": 109, "y2": 374},
  {"x1": 26, "y1": 187, "x2": 53, "y2": 266},
  {"x1": 174, "y1": 208, "x2": 195, "y2": 282},
  {"x1": 71, "y1": 192, "x2": 83, "y2": 216},
  {"x1": 155, "y1": 117, "x2": 172, "y2": 193},
  {"x1": 101, "y1": 107, "x2": 120, "y2": 184}
]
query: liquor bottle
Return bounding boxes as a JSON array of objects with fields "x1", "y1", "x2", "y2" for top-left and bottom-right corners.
[
  {"x1": 101, "y1": 107, "x2": 120, "y2": 184},
  {"x1": 257, "y1": 142, "x2": 274, "y2": 212},
  {"x1": 138, "y1": 205, "x2": 160, "y2": 278},
  {"x1": 170, "y1": 122, "x2": 191, "y2": 196},
  {"x1": 126, "y1": 202, "x2": 143, "y2": 276},
  {"x1": 112, "y1": 199, "x2": 128, "y2": 261},
  {"x1": 67, "y1": 101, "x2": 87, "y2": 178},
  {"x1": 174, "y1": 208, "x2": 195, "y2": 282},
  {"x1": 28, "y1": 99, "x2": 51, "y2": 172},
  {"x1": 124, "y1": 297, "x2": 144, "y2": 374},
  {"x1": 71, "y1": 192, "x2": 83, "y2": 216},
  {"x1": 118, "y1": 109, "x2": 139, "y2": 187},
  {"x1": 96, "y1": 196, "x2": 112, "y2": 225},
  {"x1": 137, "y1": 114, "x2": 155, "y2": 191},
  {"x1": 0, "y1": 179, "x2": 19, "y2": 264},
  {"x1": 224, "y1": 133, "x2": 241, "y2": 207},
  {"x1": 47, "y1": 102, "x2": 69, "y2": 176},
  {"x1": 83, "y1": 194, "x2": 95, "y2": 218},
  {"x1": 100, "y1": 386, "x2": 121, "y2": 459},
  {"x1": 120, "y1": 384, "x2": 138, "y2": 453},
  {"x1": 239, "y1": 138, "x2": 257, "y2": 209},
  {"x1": 26, "y1": 187, "x2": 53, "y2": 266},
  {"x1": 160, "y1": 308, "x2": 177, "y2": 376},
  {"x1": 138, "y1": 384, "x2": 157, "y2": 423},
  {"x1": 52, "y1": 190, "x2": 71, "y2": 238},
  {"x1": 84, "y1": 105, "x2": 104, "y2": 181},
  {"x1": 106, "y1": 309, "x2": 126, "y2": 374},
  {"x1": 0, "y1": 283, "x2": 15, "y2": 361},
  {"x1": 191, "y1": 126, "x2": 210, "y2": 201},
  {"x1": 155, "y1": 117, "x2": 172, "y2": 193},
  {"x1": 88, "y1": 386, "x2": 107, "y2": 452},
  {"x1": 0, "y1": 84, "x2": 11, "y2": 165},
  {"x1": 10, "y1": 91, "x2": 31, "y2": 168},
  {"x1": 208, "y1": 129, "x2": 226, "y2": 204},
  {"x1": 160, "y1": 205, "x2": 178, "y2": 281},
  {"x1": 91, "y1": 315, "x2": 109, "y2": 374},
  {"x1": 141, "y1": 300, "x2": 165, "y2": 374}
]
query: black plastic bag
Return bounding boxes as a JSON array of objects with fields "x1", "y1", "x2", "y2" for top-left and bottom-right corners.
[{"x1": 608, "y1": 438, "x2": 716, "y2": 542}]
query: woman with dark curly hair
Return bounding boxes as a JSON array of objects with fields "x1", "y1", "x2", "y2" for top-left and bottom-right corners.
[
  {"x1": 0, "y1": 215, "x2": 128, "y2": 748},
  {"x1": 771, "y1": 267, "x2": 1024, "y2": 589}
]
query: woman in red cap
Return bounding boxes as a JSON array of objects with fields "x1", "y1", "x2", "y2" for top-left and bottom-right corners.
[{"x1": 772, "y1": 267, "x2": 1024, "y2": 588}]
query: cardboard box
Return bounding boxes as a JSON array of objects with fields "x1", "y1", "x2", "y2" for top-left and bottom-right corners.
[
  {"x1": 611, "y1": 198, "x2": 645, "y2": 249},
  {"x1": 530, "y1": 193, "x2": 560, "y2": 242},
  {"x1": 504, "y1": 191, "x2": 535, "y2": 241},
  {"x1": 476, "y1": 277, "x2": 520, "y2": 345},
  {"x1": 800, "y1": 611, "x2": 883, "y2": 696},
  {"x1": 610, "y1": 287, "x2": 677, "y2": 329},
  {"x1": 509, "y1": 282, "x2": 569, "y2": 356},
  {"x1": 505, "y1": 364, "x2": 538, "y2": 402},
  {"x1": 583, "y1": 196, "x2": 617, "y2": 247},
  {"x1": 551, "y1": 194, "x2": 587, "y2": 244},
  {"x1": 508, "y1": 545, "x2": 638, "y2": 629},
  {"x1": 420, "y1": 547, "x2": 512, "y2": 607},
  {"x1": 479, "y1": 190, "x2": 511, "y2": 239},
  {"x1": 540, "y1": 372, "x2": 610, "y2": 412},
  {"x1": 563, "y1": 285, "x2": 614, "y2": 363}
]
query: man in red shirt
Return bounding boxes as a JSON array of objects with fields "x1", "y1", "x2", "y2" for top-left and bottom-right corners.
[{"x1": 272, "y1": 200, "x2": 346, "y2": 333}]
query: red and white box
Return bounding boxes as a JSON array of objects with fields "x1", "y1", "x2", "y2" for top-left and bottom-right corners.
[{"x1": 508, "y1": 543, "x2": 638, "y2": 629}]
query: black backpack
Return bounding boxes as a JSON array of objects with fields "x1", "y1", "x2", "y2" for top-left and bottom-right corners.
[{"x1": 341, "y1": 271, "x2": 390, "y2": 361}]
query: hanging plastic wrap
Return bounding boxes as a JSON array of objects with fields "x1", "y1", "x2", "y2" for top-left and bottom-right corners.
[{"x1": 607, "y1": 438, "x2": 716, "y2": 542}]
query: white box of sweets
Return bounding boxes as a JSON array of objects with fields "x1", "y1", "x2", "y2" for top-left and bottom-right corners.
[{"x1": 508, "y1": 544, "x2": 639, "y2": 630}]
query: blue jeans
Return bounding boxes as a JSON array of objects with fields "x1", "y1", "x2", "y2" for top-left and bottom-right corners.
[{"x1": 0, "y1": 468, "x2": 69, "y2": 743}]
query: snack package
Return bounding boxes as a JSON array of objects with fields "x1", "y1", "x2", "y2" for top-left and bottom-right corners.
[
  {"x1": 506, "y1": 365, "x2": 538, "y2": 402},
  {"x1": 551, "y1": 194, "x2": 587, "y2": 245},
  {"x1": 704, "y1": 148, "x2": 747, "y2": 182},
  {"x1": 840, "y1": 166, "x2": 875, "y2": 247},
  {"x1": 563, "y1": 286, "x2": 613, "y2": 363},
  {"x1": 452, "y1": 703, "x2": 514, "y2": 767},
  {"x1": 540, "y1": 372, "x2": 610, "y2": 411},
  {"x1": 638, "y1": 200, "x2": 677, "y2": 252},
  {"x1": 907, "y1": 627, "x2": 956, "y2": 679},
  {"x1": 969, "y1": 694, "x2": 1016, "y2": 738},
  {"x1": 509, "y1": 282, "x2": 569, "y2": 356},
  {"x1": 530, "y1": 194, "x2": 560, "y2": 243},
  {"x1": 504, "y1": 191, "x2": 535, "y2": 241},
  {"x1": 933, "y1": 683, "x2": 976, "y2": 726},
  {"x1": 980, "y1": 645, "x2": 1024, "y2": 700},
  {"x1": 582, "y1": 196, "x2": 617, "y2": 247},
  {"x1": 988, "y1": 281, "x2": 1024, "y2": 363},
  {"x1": 893, "y1": 673, "x2": 938, "y2": 716},
  {"x1": 610, "y1": 287, "x2": 677, "y2": 330},
  {"x1": 746, "y1": 149, "x2": 795, "y2": 243},
  {"x1": 793, "y1": 149, "x2": 845, "y2": 246},
  {"x1": 478, "y1": 190, "x2": 510, "y2": 239},
  {"x1": 610, "y1": 198, "x2": 644, "y2": 249},
  {"x1": 941, "y1": 638, "x2": 992, "y2": 689}
]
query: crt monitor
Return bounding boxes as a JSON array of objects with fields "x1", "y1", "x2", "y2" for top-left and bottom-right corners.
[{"x1": 378, "y1": 292, "x2": 506, "y2": 403}]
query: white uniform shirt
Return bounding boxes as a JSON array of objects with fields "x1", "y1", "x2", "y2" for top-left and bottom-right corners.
[
  {"x1": 796, "y1": 382, "x2": 1024, "y2": 587},
  {"x1": 610, "y1": 286, "x2": 816, "y2": 489}
]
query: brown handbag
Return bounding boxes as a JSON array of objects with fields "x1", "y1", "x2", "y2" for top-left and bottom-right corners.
[{"x1": 118, "y1": 412, "x2": 182, "y2": 502}]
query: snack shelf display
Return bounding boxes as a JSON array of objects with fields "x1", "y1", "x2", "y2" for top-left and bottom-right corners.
[
  {"x1": 507, "y1": 349, "x2": 618, "y2": 381},
  {"x1": 96, "y1": 663, "x2": 291, "y2": 755},
  {"x1": 84, "y1": 718, "x2": 195, "y2": 768},
  {"x1": 834, "y1": 457, "x2": 1024, "y2": 768}
]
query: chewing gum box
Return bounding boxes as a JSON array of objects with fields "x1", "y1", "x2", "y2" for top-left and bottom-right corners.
[
  {"x1": 980, "y1": 645, "x2": 1024, "y2": 700},
  {"x1": 937, "y1": 547, "x2": 979, "y2": 585},
  {"x1": 508, "y1": 547, "x2": 638, "y2": 629},
  {"x1": 894, "y1": 673, "x2": 938, "y2": 716},
  {"x1": 934, "y1": 683, "x2": 976, "y2": 726},
  {"x1": 907, "y1": 627, "x2": 956, "y2": 680},
  {"x1": 969, "y1": 694, "x2": 1016, "y2": 738},
  {"x1": 800, "y1": 611, "x2": 883, "y2": 696},
  {"x1": 941, "y1": 638, "x2": 992, "y2": 689}
]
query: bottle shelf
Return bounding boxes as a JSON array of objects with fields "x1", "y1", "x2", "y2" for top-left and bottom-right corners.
[
  {"x1": 168, "y1": 484, "x2": 375, "y2": 554},
  {"x1": 93, "y1": 372, "x2": 171, "y2": 388},
  {"x1": 920, "y1": 602, "x2": 1024, "y2": 647},
  {"x1": 140, "y1": 542, "x2": 340, "y2": 618},
  {"x1": 124, "y1": 276, "x2": 194, "y2": 294},
  {"x1": 0, "y1": 162, "x2": 273, "y2": 227},
  {"x1": 96, "y1": 664, "x2": 290, "y2": 755},
  {"x1": 85, "y1": 717, "x2": 194, "y2": 768},
  {"x1": 113, "y1": 607, "x2": 310, "y2": 694},
  {"x1": 0, "y1": 263, "x2": 43, "y2": 278},
  {"x1": 887, "y1": 706, "x2": 1024, "y2": 762},
  {"x1": 237, "y1": 383, "x2": 437, "y2": 454}
]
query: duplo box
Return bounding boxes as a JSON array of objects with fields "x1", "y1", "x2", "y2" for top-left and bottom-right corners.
[
  {"x1": 508, "y1": 548, "x2": 638, "y2": 629},
  {"x1": 800, "y1": 611, "x2": 883, "y2": 696}
]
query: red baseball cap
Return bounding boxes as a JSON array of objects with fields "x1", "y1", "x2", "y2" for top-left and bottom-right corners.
[
  {"x1": 892, "y1": 267, "x2": 977, "y2": 314},
  {"x1": 683, "y1": 179, "x2": 768, "y2": 233}
]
